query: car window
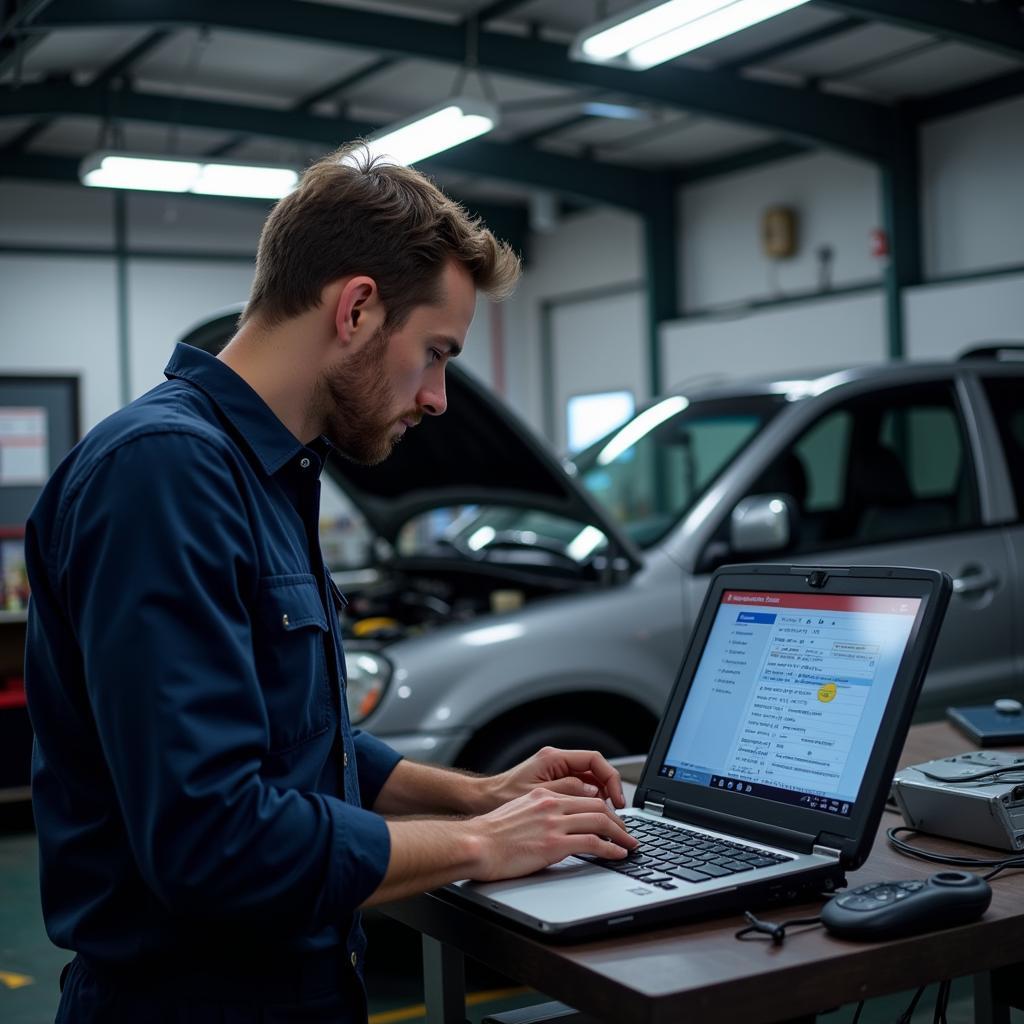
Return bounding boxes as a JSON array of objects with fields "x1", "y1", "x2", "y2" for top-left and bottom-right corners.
[
  {"x1": 749, "y1": 382, "x2": 980, "y2": 553},
  {"x1": 574, "y1": 395, "x2": 785, "y2": 548},
  {"x1": 980, "y1": 376, "x2": 1024, "y2": 518}
]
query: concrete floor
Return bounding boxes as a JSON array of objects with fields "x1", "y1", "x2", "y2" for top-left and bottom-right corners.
[{"x1": 0, "y1": 805, "x2": 1015, "y2": 1024}]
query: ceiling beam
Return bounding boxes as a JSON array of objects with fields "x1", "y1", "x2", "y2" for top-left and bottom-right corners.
[
  {"x1": 29, "y1": 0, "x2": 897, "y2": 161},
  {"x1": 91, "y1": 28, "x2": 171, "y2": 87},
  {"x1": 676, "y1": 140, "x2": 811, "y2": 184},
  {"x1": 816, "y1": 0, "x2": 1024, "y2": 62},
  {"x1": 0, "y1": 0, "x2": 55, "y2": 75},
  {"x1": 0, "y1": 80, "x2": 671, "y2": 213}
]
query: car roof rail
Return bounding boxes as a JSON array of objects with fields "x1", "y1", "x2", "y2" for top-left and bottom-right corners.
[{"x1": 957, "y1": 342, "x2": 1024, "y2": 362}]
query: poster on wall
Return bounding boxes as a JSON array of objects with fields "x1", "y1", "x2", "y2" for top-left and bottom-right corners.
[{"x1": 0, "y1": 407, "x2": 49, "y2": 486}]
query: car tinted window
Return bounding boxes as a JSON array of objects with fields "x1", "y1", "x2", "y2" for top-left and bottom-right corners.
[
  {"x1": 574, "y1": 395, "x2": 785, "y2": 548},
  {"x1": 750, "y1": 382, "x2": 979, "y2": 553},
  {"x1": 980, "y1": 376, "x2": 1024, "y2": 518}
]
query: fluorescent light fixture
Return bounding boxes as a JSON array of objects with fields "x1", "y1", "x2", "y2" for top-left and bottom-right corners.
[
  {"x1": 79, "y1": 151, "x2": 300, "y2": 199},
  {"x1": 354, "y1": 96, "x2": 499, "y2": 167},
  {"x1": 572, "y1": 0, "x2": 812, "y2": 70}
]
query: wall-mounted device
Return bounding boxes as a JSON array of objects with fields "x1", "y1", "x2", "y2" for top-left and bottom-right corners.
[{"x1": 761, "y1": 206, "x2": 799, "y2": 259}]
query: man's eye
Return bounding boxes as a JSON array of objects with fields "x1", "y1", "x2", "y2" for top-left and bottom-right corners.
[{"x1": 429, "y1": 349, "x2": 443, "y2": 364}]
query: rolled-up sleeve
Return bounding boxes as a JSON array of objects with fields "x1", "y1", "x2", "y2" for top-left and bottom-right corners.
[
  {"x1": 53, "y1": 429, "x2": 388, "y2": 925},
  {"x1": 353, "y1": 731, "x2": 402, "y2": 809}
]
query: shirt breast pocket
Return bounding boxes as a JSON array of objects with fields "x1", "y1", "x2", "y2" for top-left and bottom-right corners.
[{"x1": 253, "y1": 574, "x2": 331, "y2": 753}]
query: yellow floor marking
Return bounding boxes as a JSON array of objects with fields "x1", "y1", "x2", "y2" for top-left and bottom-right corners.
[
  {"x1": 369, "y1": 986, "x2": 529, "y2": 1024},
  {"x1": 0, "y1": 970, "x2": 34, "y2": 990}
]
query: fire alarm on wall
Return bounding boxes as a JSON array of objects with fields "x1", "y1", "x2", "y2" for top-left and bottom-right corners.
[{"x1": 761, "y1": 206, "x2": 799, "y2": 259}]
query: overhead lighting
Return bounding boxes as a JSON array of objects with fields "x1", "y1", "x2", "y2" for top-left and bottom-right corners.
[
  {"x1": 79, "y1": 151, "x2": 300, "y2": 199},
  {"x1": 580, "y1": 101, "x2": 651, "y2": 121},
  {"x1": 355, "y1": 96, "x2": 499, "y2": 166},
  {"x1": 572, "y1": 0, "x2": 812, "y2": 70}
]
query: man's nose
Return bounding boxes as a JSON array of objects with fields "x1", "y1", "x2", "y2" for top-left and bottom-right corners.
[{"x1": 418, "y1": 375, "x2": 447, "y2": 416}]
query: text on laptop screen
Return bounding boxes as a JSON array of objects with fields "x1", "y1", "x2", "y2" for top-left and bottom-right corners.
[{"x1": 659, "y1": 589, "x2": 921, "y2": 817}]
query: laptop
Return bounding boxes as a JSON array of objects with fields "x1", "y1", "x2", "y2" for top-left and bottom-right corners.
[{"x1": 449, "y1": 563, "x2": 951, "y2": 940}]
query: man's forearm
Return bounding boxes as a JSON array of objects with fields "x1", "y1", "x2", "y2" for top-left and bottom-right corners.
[
  {"x1": 361, "y1": 817, "x2": 480, "y2": 906},
  {"x1": 371, "y1": 758, "x2": 493, "y2": 817}
]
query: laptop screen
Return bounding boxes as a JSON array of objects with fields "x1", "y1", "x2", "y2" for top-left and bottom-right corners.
[{"x1": 657, "y1": 589, "x2": 921, "y2": 819}]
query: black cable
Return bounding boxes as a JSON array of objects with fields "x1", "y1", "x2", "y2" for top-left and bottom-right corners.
[
  {"x1": 886, "y1": 825, "x2": 1024, "y2": 880},
  {"x1": 896, "y1": 984, "x2": 926, "y2": 1024},
  {"x1": 850, "y1": 1000, "x2": 864, "y2": 1024},
  {"x1": 734, "y1": 909, "x2": 822, "y2": 944}
]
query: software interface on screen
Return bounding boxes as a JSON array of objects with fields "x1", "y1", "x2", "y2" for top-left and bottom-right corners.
[{"x1": 660, "y1": 590, "x2": 922, "y2": 817}]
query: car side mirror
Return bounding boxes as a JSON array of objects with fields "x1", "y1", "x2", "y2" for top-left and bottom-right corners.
[{"x1": 730, "y1": 494, "x2": 794, "y2": 554}]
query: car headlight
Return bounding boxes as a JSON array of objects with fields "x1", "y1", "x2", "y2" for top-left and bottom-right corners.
[{"x1": 344, "y1": 647, "x2": 392, "y2": 724}]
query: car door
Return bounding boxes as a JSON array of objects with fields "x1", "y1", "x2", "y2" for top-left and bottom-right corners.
[
  {"x1": 975, "y1": 372, "x2": 1024, "y2": 688},
  {"x1": 723, "y1": 378, "x2": 1015, "y2": 715}
]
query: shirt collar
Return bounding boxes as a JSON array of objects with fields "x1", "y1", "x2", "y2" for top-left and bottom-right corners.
[{"x1": 164, "y1": 342, "x2": 325, "y2": 476}]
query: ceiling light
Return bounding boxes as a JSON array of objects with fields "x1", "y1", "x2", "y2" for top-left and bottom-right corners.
[
  {"x1": 79, "y1": 151, "x2": 300, "y2": 199},
  {"x1": 354, "y1": 96, "x2": 499, "y2": 166},
  {"x1": 572, "y1": 0, "x2": 812, "y2": 70},
  {"x1": 580, "y1": 101, "x2": 651, "y2": 121}
]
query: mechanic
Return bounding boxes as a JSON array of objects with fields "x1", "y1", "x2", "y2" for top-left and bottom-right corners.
[{"x1": 24, "y1": 144, "x2": 638, "y2": 1024}]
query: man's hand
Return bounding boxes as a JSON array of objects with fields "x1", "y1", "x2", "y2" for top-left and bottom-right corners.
[
  {"x1": 479, "y1": 746, "x2": 627, "y2": 813},
  {"x1": 465, "y1": 787, "x2": 638, "y2": 882}
]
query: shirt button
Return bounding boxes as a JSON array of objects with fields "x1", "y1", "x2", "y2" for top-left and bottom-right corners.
[
  {"x1": 299, "y1": 457, "x2": 311, "y2": 469},
  {"x1": 343, "y1": 751, "x2": 349, "y2": 768},
  {"x1": 281, "y1": 613, "x2": 290, "y2": 627},
  {"x1": 350, "y1": 951, "x2": 358, "y2": 968}
]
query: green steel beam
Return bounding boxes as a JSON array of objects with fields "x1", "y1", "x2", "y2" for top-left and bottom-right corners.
[
  {"x1": 879, "y1": 114, "x2": 922, "y2": 361},
  {"x1": 909, "y1": 67, "x2": 1024, "y2": 122},
  {"x1": 517, "y1": 113, "x2": 590, "y2": 146},
  {"x1": 0, "y1": 150, "x2": 532, "y2": 259},
  {"x1": 0, "y1": 0, "x2": 55, "y2": 76},
  {"x1": 817, "y1": 0, "x2": 1024, "y2": 61},
  {"x1": 30, "y1": 0, "x2": 899, "y2": 161},
  {"x1": 716, "y1": 15, "x2": 864, "y2": 71},
  {"x1": 473, "y1": 0, "x2": 536, "y2": 23},
  {"x1": 643, "y1": 183, "x2": 679, "y2": 396},
  {"x1": 0, "y1": 81, "x2": 670, "y2": 212},
  {"x1": 676, "y1": 141, "x2": 810, "y2": 184}
]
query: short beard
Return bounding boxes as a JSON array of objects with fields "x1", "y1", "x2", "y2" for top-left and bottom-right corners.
[{"x1": 317, "y1": 324, "x2": 402, "y2": 466}]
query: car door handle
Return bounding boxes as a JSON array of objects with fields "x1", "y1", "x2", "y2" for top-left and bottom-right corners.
[{"x1": 952, "y1": 566, "x2": 999, "y2": 597}]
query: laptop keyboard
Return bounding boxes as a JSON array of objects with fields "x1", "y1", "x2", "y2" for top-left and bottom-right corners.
[{"x1": 591, "y1": 815, "x2": 793, "y2": 890}]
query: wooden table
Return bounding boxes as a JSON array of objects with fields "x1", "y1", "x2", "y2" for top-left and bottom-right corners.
[{"x1": 382, "y1": 722, "x2": 1024, "y2": 1024}]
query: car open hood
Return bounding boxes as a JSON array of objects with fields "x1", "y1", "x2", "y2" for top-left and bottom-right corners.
[{"x1": 180, "y1": 310, "x2": 641, "y2": 567}]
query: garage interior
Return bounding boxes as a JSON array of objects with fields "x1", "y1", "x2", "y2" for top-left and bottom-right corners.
[{"x1": 1, "y1": 0, "x2": 1024, "y2": 1022}]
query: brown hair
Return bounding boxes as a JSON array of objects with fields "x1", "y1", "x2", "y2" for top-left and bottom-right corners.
[{"x1": 242, "y1": 142, "x2": 521, "y2": 329}]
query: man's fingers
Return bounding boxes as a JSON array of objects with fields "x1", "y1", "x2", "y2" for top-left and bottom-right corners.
[
  {"x1": 564, "y1": 812, "x2": 637, "y2": 848},
  {"x1": 549, "y1": 749, "x2": 627, "y2": 809},
  {"x1": 540, "y1": 777, "x2": 600, "y2": 798}
]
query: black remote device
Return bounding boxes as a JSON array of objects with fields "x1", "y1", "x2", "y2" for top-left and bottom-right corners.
[{"x1": 821, "y1": 871, "x2": 991, "y2": 940}]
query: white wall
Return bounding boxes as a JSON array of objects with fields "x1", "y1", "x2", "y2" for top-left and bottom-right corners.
[
  {"x1": 679, "y1": 151, "x2": 883, "y2": 311},
  {"x1": 921, "y1": 95, "x2": 1024, "y2": 279},
  {"x1": 905, "y1": 271, "x2": 1024, "y2": 361},
  {"x1": 501, "y1": 207, "x2": 644, "y2": 434},
  {"x1": 660, "y1": 290, "x2": 887, "y2": 388}
]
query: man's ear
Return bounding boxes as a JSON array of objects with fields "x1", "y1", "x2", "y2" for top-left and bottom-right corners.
[{"x1": 333, "y1": 275, "x2": 382, "y2": 347}]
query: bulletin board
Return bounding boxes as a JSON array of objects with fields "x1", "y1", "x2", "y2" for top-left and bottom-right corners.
[{"x1": 0, "y1": 376, "x2": 80, "y2": 529}]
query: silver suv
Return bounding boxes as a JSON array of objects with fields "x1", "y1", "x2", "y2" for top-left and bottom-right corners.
[{"x1": 186, "y1": 317, "x2": 1024, "y2": 771}]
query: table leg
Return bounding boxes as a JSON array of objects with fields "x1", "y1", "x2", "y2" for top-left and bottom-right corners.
[
  {"x1": 422, "y1": 934, "x2": 467, "y2": 1024},
  {"x1": 974, "y1": 971, "x2": 1012, "y2": 1024}
]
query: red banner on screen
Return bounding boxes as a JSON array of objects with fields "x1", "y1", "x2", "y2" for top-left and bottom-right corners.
[{"x1": 723, "y1": 590, "x2": 920, "y2": 615}]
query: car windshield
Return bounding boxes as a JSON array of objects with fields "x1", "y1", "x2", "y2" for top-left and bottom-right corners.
[
  {"x1": 569, "y1": 394, "x2": 786, "y2": 548},
  {"x1": 420, "y1": 393, "x2": 786, "y2": 562}
]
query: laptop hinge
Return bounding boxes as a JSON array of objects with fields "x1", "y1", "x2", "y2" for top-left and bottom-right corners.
[
  {"x1": 643, "y1": 800, "x2": 665, "y2": 816},
  {"x1": 812, "y1": 843, "x2": 843, "y2": 861}
]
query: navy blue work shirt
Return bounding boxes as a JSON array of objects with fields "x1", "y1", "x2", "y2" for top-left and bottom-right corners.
[{"x1": 24, "y1": 343, "x2": 401, "y2": 986}]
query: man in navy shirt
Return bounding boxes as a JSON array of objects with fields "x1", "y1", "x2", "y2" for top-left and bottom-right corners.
[{"x1": 24, "y1": 145, "x2": 637, "y2": 1023}]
